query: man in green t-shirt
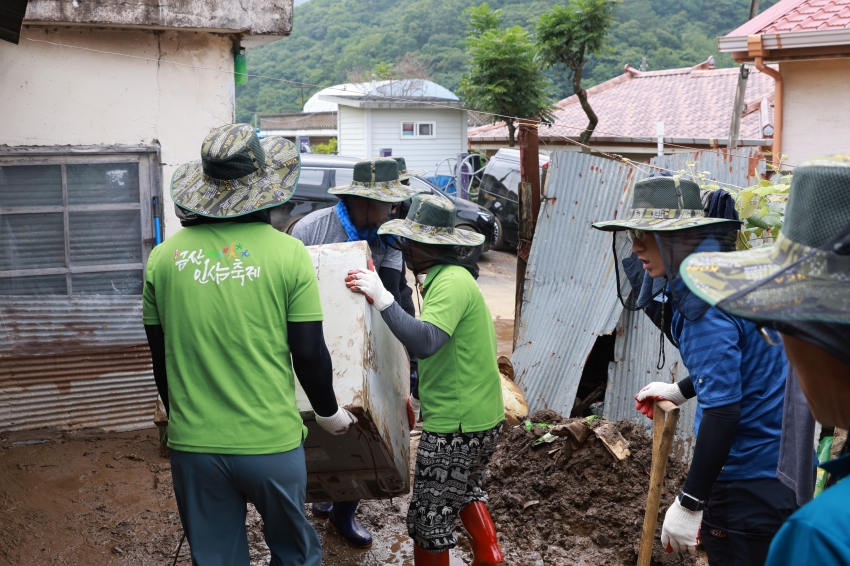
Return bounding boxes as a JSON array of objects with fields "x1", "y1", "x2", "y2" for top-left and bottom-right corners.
[
  {"x1": 345, "y1": 195, "x2": 505, "y2": 566},
  {"x1": 143, "y1": 124, "x2": 357, "y2": 566}
]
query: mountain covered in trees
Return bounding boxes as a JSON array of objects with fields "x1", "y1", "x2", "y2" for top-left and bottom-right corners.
[{"x1": 236, "y1": 0, "x2": 777, "y2": 122}]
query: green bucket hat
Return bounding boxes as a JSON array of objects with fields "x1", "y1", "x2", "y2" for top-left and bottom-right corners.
[
  {"x1": 681, "y1": 155, "x2": 850, "y2": 323},
  {"x1": 328, "y1": 158, "x2": 421, "y2": 202},
  {"x1": 378, "y1": 194, "x2": 485, "y2": 246},
  {"x1": 171, "y1": 123, "x2": 300, "y2": 218},
  {"x1": 592, "y1": 177, "x2": 742, "y2": 232},
  {"x1": 392, "y1": 156, "x2": 426, "y2": 180}
]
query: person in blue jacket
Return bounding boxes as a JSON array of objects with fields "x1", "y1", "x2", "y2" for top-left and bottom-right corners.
[
  {"x1": 679, "y1": 155, "x2": 850, "y2": 566},
  {"x1": 593, "y1": 176, "x2": 794, "y2": 566}
]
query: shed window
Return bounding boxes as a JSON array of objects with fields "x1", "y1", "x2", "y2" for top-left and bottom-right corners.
[
  {"x1": 400, "y1": 121, "x2": 436, "y2": 139},
  {"x1": 0, "y1": 151, "x2": 158, "y2": 296}
]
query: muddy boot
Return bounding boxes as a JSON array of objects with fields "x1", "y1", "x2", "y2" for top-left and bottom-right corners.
[
  {"x1": 311, "y1": 502, "x2": 332, "y2": 518},
  {"x1": 459, "y1": 501, "x2": 505, "y2": 566},
  {"x1": 413, "y1": 544, "x2": 449, "y2": 565},
  {"x1": 328, "y1": 500, "x2": 372, "y2": 548}
]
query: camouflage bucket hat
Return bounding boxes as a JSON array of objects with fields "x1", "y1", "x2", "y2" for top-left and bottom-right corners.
[
  {"x1": 592, "y1": 177, "x2": 741, "y2": 232},
  {"x1": 392, "y1": 156, "x2": 426, "y2": 180},
  {"x1": 329, "y1": 158, "x2": 421, "y2": 202},
  {"x1": 681, "y1": 155, "x2": 850, "y2": 323},
  {"x1": 378, "y1": 194, "x2": 485, "y2": 246},
  {"x1": 171, "y1": 124, "x2": 300, "y2": 218}
]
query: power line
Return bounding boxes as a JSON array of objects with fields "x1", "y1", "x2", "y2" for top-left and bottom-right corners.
[{"x1": 24, "y1": 37, "x2": 786, "y2": 172}]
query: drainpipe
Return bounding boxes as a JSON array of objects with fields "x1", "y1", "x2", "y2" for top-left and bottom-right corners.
[{"x1": 754, "y1": 57, "x2": 782, "y2": 171}]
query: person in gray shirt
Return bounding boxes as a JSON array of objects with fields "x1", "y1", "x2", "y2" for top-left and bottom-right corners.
[{"x1": 291, "y1": 158, "x2": 421, "y2": 549}]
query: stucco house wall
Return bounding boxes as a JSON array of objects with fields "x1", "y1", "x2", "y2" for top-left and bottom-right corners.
[
  {"x1": 780, "y1": 58, "x2": 850, "y2": 164},
  {"x1": 0, "y1": 27, "x2": 234, "y2": 237}
]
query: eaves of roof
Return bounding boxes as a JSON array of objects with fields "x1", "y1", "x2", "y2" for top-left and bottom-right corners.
[
  {"x1": 469, "y1": 135, "x2": 770, "y2": 147},
  {"x1": 719, "y1": 27, "x2": 850, "y2": 52},
  {"x1": 318, "y1": 95, "x2": 464, "y2": 110}
]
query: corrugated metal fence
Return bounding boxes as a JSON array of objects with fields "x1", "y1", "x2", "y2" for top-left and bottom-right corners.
[
  {"x1": 511, "y1": 151, "x2": 635, "y2": 415},
  {"x1": 0, "y1": 296, "x2": 154, "y2": 434},
  {"x1": 514, "y1": 148, "x2": 765, "y2": 461}
]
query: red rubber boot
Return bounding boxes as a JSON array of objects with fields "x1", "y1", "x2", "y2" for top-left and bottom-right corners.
[
  {"x1": 413, "y1": 544, "x2": 449, "y2": 565},
  {"x1": 459, "y1": 501, "x2": 505, "y2": 566}
]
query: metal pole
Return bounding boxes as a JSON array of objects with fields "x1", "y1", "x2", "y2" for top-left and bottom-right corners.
[
  {"x1": 656, "y1": 121, "x2": 664, "y2": 156},
  {"x1": 727, "y1": 65, "x2": 750, "y2": 149},
  {"x1": 727, "y1": 0, "x2": 760, "y2": 148}
]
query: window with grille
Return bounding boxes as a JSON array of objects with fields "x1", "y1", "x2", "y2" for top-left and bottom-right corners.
[{"x1": 0, "y1": 149, "x2": 159, "y2": 296}]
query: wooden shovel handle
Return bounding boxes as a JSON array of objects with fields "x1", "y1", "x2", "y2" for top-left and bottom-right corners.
[{"x1": 638, "y1": 400, "x2": 681, "y2": 566}]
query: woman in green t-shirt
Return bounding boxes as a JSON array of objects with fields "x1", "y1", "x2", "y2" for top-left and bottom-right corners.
[{"x1": 346, "y1": 195, "x2": 505, "y2": 566}]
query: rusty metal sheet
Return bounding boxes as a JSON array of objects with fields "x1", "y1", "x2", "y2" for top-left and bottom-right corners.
[
  {"x1": 602, "y1": 309, "x2": 696, "y2": 462},
  {"x1": 648, "y1": 147, "x2": 765, "y2": 192},
  {"x1": 0, "y1": 294, "x2": 156, "y2": 435},
  {"x1": 0, "y1": 345, "x2": 155, "y2": 433},
  {"x1": 0, "y1": 296, "x2": 147, "y2": 355},
  {"x1": 511, "y1": 151, "x2": 635, "y2": 415}
]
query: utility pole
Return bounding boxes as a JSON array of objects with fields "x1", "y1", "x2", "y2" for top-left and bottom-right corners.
[
  {"x1": 514, "y1": 120, "x2": 541, "y2": 350},
  {"x1": 292, "y1": 84, "x2": 311, "y2": 111},
  {"x1": 727, "y1": 0, "x2": 760, "y2": 148}
]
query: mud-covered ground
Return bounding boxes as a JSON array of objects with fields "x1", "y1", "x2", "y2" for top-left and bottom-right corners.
[
  {"x1": 0, "y1": 414, "x2": 702, "y2": 565},
  {"x1": 0, "y1": 428, "x2": 467, "y2": 566},
  {"x1": 485, "y1": 410, "x2": 699, "y2": 566}
]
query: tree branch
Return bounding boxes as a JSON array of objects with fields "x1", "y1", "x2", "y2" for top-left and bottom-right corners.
[{"x1": 572, "y1": 49, "x2": 598, "y2": 153}]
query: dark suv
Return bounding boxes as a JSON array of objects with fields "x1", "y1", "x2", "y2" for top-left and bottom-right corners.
[
  {"x1": 475, "y1": 148, "x2": 549, "y2": 250},
  {"x1": 271, "y1": 154, "x2": 496, "y2": 251}
]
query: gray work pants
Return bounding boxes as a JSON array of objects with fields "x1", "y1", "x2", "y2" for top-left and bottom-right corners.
[{"x1": 170, "y1": 444, "x2": 322, "y2": 566}]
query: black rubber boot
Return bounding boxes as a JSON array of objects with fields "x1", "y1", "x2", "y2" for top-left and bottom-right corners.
[
  {"x1": 311, "y1": 502, "x2": 332, "y2": 518},
  {"x1": 328, "y1": 500, "x2": 372, "y2": 548}
]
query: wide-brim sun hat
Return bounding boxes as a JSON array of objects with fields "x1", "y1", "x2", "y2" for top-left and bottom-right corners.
[
  {"x1": 392, "y1": 156, "x2": 426, "y2": 180},
  {"x1": 379, "y1": 194, "x2": 485, "y2": 246},
  {"x1": 171, "y1": 123, "x2": 300, "y2": 218},
  {"x1": 680, "y1": 155, "x2": 850, "y2": 323},
  {"x1": 329, "y1": 158, "x2": 421, "y2": 202},
  {"x1": 592, "y1": 177, "x2": 741, "y2": 232}
]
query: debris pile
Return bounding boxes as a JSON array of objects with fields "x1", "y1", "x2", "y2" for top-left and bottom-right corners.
[{"x1": 485, "y1": 410, "x2": 698, "y2": 566}]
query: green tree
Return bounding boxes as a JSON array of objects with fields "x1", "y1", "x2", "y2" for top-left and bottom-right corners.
[
  {"x1": 536, "y1": 0, "x2": 618, "y2": 151},
  {"x1": 459, "y1": 3, "x2": 553, "y2": 147}
]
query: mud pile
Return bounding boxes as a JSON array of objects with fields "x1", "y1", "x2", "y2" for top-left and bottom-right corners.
[{"x1": 485, "y1": 410, "x2": 698, "y2": 566}]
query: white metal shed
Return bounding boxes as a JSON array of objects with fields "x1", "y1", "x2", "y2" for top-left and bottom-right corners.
[{"x1": 316, "y1": 80, "x2": 467, "y2": 173}]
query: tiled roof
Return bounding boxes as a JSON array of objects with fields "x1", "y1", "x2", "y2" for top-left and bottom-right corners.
[
  {"x1": 468, "y1": 63, "x2": 775, "y2": 143},
  {"x1": 259, "y1": 112, "x2": 337, "y2": 131},
  {"x1": 727, "y1": 0, "x2": 850, "y2": 36}
]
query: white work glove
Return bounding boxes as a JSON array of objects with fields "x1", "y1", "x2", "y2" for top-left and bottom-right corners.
[
  {"x1": 315, "y1": 406, "x2": 358, "y2": 435},
  {"x1": 634, "y1": 381, "x2": 687, "y2": 419},
  {"x1": 407, "y1": 396, "x2": 421, "y2": 431},
  {"x1": 345, "y1": 261, "x2": 394, "y2": 311},
  {"x1": 661, "y1": 496, "x2": 702, "y2": 554}
]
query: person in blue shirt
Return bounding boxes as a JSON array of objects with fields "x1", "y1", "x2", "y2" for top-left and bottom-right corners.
[
  {"x1": 678, "y1": 155, "x2": 850, "y2": 566},
  {"x1": 593, "y1": 176, "x2": 794, "y2": 566}
]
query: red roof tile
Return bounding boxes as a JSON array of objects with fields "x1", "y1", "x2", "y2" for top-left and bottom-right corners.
[
  {"x1": 469, "y1": 64, "x2": 775, "y2": 143},
  {"x1": 726, "y1": 0, "x2": 850, "y2": 36}
]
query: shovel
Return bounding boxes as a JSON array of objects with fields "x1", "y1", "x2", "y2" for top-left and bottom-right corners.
[{"x1": 637, "y1": 399, "x2": 680, "y2": 566}]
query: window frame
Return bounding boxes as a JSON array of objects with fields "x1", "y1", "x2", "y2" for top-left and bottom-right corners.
[
  {"x1": 399, "y1": 121, "x2": 437, "y2": 140},
  {"x1": 0, "y1": 145, "x2": 161, "y2": 295}
]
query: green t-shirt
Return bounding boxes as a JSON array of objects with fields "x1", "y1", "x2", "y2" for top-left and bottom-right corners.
[
  {"x1": 418, "y1": 264, "x2": 504, "y2": 433},
  {"x1": 142, "y1": 221, "x2": 323, "y2": 454}
]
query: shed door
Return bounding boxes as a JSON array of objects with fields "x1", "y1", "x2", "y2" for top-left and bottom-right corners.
[{"x1": 0, "y1": 149, "x2": 159, "y2": 435}]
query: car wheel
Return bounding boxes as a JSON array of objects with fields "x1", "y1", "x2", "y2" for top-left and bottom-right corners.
[{"x1": 491, "y1": 216, "x2": 506, "y2": 251}]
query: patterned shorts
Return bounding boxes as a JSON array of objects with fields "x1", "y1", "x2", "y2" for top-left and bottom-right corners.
[{"x1": 406, "y1": 423, "x2": 502, "y2": 551}]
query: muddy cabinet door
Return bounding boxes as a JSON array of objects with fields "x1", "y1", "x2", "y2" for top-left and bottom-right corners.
[{"x1": 296, "y1": 241, "x2": 411, "y2": 502}]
